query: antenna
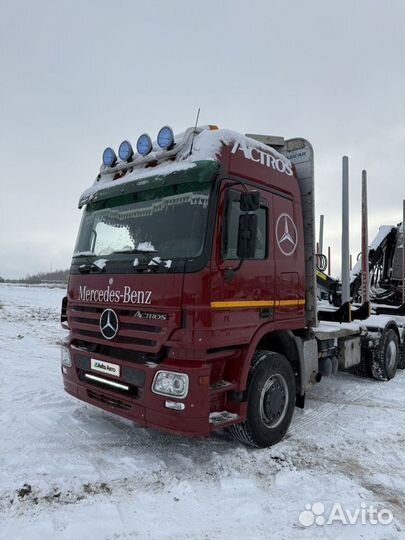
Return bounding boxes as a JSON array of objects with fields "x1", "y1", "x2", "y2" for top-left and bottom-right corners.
[{"x1": 189, "y1": 108, "x2": 201, "y2": 156}]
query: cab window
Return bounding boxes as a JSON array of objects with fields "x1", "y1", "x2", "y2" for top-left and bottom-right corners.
[{"x1": 222, "y1": 191, "x2": 268, "y2": 260}]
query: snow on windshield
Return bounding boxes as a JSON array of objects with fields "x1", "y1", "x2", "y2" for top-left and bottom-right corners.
[
  {"x1": 136, "y1": 241, "x2": 156, "y2": 252},
  {"x1": 93, "y1": 258, "x2": 108, "y2": 270}
]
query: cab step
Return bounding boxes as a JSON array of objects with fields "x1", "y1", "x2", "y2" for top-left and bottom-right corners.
[
  {"x1": 209, "y1": 380, "x2": 235, "y2": 395},
  {"x1": 209, "y1": 410, "x2": 240, "y2": 429}
]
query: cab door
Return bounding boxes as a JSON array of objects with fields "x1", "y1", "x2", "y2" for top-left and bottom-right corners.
[
  {"x1": 272, "y1": 194, "x2": 305, "y2": 323},
  {"x1": 210, "y1": 183, "x2": 275, "y2": 345}
]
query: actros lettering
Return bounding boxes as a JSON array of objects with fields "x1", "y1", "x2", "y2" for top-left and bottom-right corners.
[
  {"x1": 79, "y1": 285, "x2": 152, "y2": 305},
  {"x1": 231, "y1": 141, "x2": 293, "y2": 176}
]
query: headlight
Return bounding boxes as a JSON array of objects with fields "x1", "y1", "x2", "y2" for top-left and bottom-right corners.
[
  {"x1": 152, "y1": 371, "x2": 189, "y2": 398},
  {"x1": 61, "y1": 346, "x2": 72, "y2": 368}
]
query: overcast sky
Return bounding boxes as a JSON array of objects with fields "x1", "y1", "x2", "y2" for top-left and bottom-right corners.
[{"x1": 0, "y1": 0, "x2": 404, "y2": 278}]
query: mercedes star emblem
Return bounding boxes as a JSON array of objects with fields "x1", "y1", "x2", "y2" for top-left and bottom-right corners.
[
  {"x1": 99, "y1": 308, "x2": 119, "y2": 340},
  {"x1": 276, "y1": 213, "x2": 298, "y2": 256}
]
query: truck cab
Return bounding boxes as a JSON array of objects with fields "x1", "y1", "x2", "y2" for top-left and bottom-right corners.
[{"x1": 61, "y1": 125, "x2": 402, "y2": 447}]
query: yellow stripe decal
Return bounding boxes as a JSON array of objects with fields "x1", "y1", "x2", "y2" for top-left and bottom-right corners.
[
  {"x1": 278, "y1": 299, "x2": 306, "y2": 306},
  {"x1": 210, "y1": 299, "x2": 305, "y2": 309}
]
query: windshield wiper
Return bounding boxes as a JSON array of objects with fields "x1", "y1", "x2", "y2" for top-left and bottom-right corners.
[
  {"x1": 112, "y1": 248, "x2": 172, "y2": 272},
  {"x1": 112, "y1": 248, "x2": 157, "y2": 255},
  {"x1": 133, "y1": 250, "x2": 165, "y2": 271},
  {"x1": 74, "y1": 254, "x2": 106, "y2": 273}
]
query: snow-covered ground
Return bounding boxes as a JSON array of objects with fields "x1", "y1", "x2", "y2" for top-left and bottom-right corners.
[{"x1": 0, "y1": 284, "x2": 404, "y2": 540}]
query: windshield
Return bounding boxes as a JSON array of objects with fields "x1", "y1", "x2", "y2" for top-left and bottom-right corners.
[{"x1": 74, "y1": 179, "x2": 212, "y2": 261}]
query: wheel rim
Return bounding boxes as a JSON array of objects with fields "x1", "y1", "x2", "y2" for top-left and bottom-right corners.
[
  {"x1": 386, "y1": 340, "x2": 398, "y2": 370},
  {"x1": 259, "y1": 374, "x2": 289, "y2": 429}
]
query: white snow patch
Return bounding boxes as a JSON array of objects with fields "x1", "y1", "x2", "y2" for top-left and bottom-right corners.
[
  {"x1": 73, "y1": 251, "x2": 95, "y2": 257},
  {"x1": 316, "y1": 313, "x2": 399, "y2": 336},
  {"x1": 136, "y1": 241, "x2": 156, "y2": 252},
  {"x1": 80, "y1": 161, "x2": 196, "y2": 206},
  {"x1": 315, "y1": 320, "x2": 364, "y2": 334},
  {"x1": 191, "y1": 128, "x2": 291, "y2": 166},
  {"x1": 145, "y1": 361, "x2": 158, "y2": 368},
  {"x1": 148, "y1": 256, "x2": 161, "y2": 266},
  {"x1": 0, "y1": 284, "x2": 404, "y2": 540},
  {"x1": 92, "y1": 258, "x2": 108, "y2": 270}
]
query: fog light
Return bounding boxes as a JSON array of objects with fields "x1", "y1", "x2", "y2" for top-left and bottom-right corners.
[
  {"x1": 136, "y1": 133, "x2": 153, "y2": 156},
  {"x1": 165, "y1": 401, "x2": 186, "y2": 411},
  {"x1": 157, "y1": 126, "x2": 174, "y2": 150},
  {"x1": 152, "y1": 371, "x2": 189, "y2": 398},
  {"x1": 102, "y1": 147, "x2": 117, "y2": 167},
  {"x1": 118, "y1": 140, "x2": 134, "y2": 162},
  {"x1": 61, "y1": 346, "x2": 72, "y2": 368}
]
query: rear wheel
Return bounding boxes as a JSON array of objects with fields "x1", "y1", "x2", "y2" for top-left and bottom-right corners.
[
  {"x1": 370, "y1": 329, "x2": 399, "y2": 381},
  {"x1": 229, "y1": 351, "x2": 296, "y2": 448}
]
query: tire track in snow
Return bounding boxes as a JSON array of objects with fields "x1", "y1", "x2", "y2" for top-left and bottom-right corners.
[{"x1": 289, "y1": 386, "x2": 374, "y2": 437}]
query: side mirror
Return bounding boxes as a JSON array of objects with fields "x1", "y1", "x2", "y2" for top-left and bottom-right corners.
[
  {"x1": 240, "y1": 191, "x2": 260, "y2": 212},
  {"x1": 237, "y1": 213, "x2": 258, "y2": 259}
]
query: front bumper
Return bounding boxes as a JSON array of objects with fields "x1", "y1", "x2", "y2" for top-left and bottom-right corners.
[{"x1": 62, "y1": 348, "x2": 212, "y2": 437}]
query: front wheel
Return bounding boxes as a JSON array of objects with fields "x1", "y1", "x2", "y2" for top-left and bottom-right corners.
[{"x1": 229, "y1": 351, "x2": 296, "y2": 448}]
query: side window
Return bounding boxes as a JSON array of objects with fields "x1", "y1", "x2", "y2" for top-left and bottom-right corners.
[{"x1": 222, "y1": 192, "x2": 268, "y2": 260}]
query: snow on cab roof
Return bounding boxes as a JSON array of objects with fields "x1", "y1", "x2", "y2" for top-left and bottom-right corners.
[{"x1": 78, "y1": 127, "x2": 291, "y2": 208}]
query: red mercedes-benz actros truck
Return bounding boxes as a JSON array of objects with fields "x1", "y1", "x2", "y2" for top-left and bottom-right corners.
[{"x1": 61, "y1": 125, "x2": 405, "y2": 447}]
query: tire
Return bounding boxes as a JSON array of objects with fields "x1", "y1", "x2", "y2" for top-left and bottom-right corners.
[
  {"x1": 229, "y1": 351, "x2": 296, "y2": 448},
  {"x1": 370, "y1": 328, "x2": 399, "y2": 381}
]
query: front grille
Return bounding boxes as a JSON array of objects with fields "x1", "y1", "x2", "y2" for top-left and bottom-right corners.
[
  {"x1": 72, "y1": 315, "x2": 161, "y2": 334},
  {"x1": 77, "y1": 329, "x2": 157, "y2": 347},
  {"x1": 69, "y1": 303, "x2": 179, "y2": 356},
  {"x1": 72, "y1": 339, "x2": 166, "y2": 365}
]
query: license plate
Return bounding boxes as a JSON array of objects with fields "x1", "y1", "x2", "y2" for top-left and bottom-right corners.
[{"x1": 90, "y1": 358, "x2": 120, "y2": 377}]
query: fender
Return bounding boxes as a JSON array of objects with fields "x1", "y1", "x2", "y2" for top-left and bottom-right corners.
[
  {"x1": 237, "y1": 322, "x2": 303, "y2": 393},
  {"x1": 365, "y1": 318, "x2": 400, "y2": 341}
]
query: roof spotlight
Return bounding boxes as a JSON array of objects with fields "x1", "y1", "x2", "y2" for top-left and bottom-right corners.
[
  {"x1": 102, "y1": 147, "x2": 117, "y2": 167},
  {"x1": 118, "y1": 140, "x2": 134, "y2": 162},
  {"x1": 157, "y1": 126, "x2": 174, "y2": 150},
  {"x1": 136, "y1": 133, "x2": 153, "y2": 156}
]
